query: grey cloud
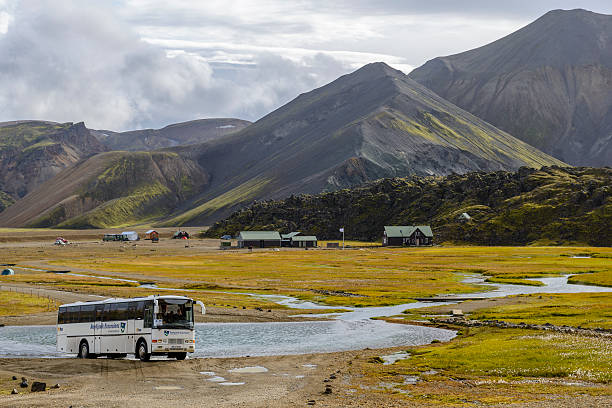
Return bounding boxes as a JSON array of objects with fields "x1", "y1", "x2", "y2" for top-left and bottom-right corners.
[{"x1": 0, "y1": 1, "x2": 350, "y2": 130}]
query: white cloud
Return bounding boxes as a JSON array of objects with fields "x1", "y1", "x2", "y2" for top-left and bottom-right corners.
[{"x1": 0, "y1": 0, "x2": 351, "y2": 130}]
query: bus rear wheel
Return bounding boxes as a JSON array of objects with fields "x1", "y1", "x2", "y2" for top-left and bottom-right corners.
[
  {"x1": 172, "y1": 352, "x2": 187, "y2": 361},
  {"x1": 136, "y1": 340, "x2": 150, "y2": 362},
  {"x1": 78, "y1": 340, "x2": 89, "y2": 359}
]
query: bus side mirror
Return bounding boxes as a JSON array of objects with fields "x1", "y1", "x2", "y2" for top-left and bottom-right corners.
[{"x1": 196, "y1": 301, "x2": 206, "y2": 315}]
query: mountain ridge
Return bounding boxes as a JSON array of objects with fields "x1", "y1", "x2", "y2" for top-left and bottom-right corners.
[{"x1": 409, "y1": 8, "x2": 612, "y2": 166}]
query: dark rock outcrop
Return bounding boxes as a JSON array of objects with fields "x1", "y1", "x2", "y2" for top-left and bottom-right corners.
[{"x1": 205, "y1": 166, "x2": 612, "y2": 246}]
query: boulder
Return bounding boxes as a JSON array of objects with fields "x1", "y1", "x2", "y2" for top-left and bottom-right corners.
[{"x1": 31, "y1": 381, "x2": 46, "y2": 392}]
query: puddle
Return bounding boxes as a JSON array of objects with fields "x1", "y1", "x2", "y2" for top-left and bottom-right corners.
[
  {"x1": 571, "y1": 256, "x2": 591, "y2": 259},
  {"x1": 403, "y1": 376, "x2": 418, "y2": 385},
  {"x1": 380, "y1": 352, "x2": 410, "y2": 365},
  {"x1": 154, "y1": 386, "x2": 183, "y2": 390},
  {"x1": 295, "y1": 375, "x2": 305, "y2": 379},
  {"x1": 228, "y1": 366, "x2": 268, "y2": 373},
  {"x1": 302, "y1": 364, "x2": 317, "y2": 369},
  {"x1": 220, "y1": 382, "x2": 245, "y2": 386},
  {"x1": 199, "y1": 371, "x2": 216, "y2": 376},
  {"x1": 207, "y1": 376, "x2": 227, "y2": 383}
]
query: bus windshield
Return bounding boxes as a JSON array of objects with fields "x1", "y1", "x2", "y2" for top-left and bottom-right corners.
[{"x1": 155, "y1": 299, "x2": 193, "y2": 329}]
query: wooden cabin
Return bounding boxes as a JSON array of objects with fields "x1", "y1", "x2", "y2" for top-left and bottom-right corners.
[
  {"x1": 382, "y1": 226, "x2": 433, "y2": 246},
  {"x1": 145, "y1": 230, "x2": 159, "y2": 240}
]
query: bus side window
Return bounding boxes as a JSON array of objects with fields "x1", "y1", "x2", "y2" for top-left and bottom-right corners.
[
  {"x1": 135, "y1": 301, "x2": 145, "y2": 320},
  {"x1": 81, "y1": 305, "x2": 95, "y2": 323},
  {"x1": 143, "y1": 301, "x2": 153, "y2": 328},
  {"x1": 68, "y1": 306, "x2": 79, "y2": 323},
  {"x1": 58, "y1": 307, "x2": 66, "y2": 324},
  {"x1": 103, "y1": 303, "x2": 112, "y2": 322},
  {"x1": 96, "y1": 304, "x2": 104, "y2": 321},
  {"x1": 110, "y1": 303, "x2": 119, "y2": 321},
  {"x1": 117, "y1": 302, "x2": 129, "y2": 320},
  {"x1": 128, "y1": 302, "x2": 136, "y2": 320}
]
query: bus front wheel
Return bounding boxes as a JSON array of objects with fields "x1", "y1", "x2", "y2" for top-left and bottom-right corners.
[
  {"x1": 78, "y1": 340, "x2": 89, "y2": 359},
  {"x1": 136, "y1": 340, "x2": 150, "y2": 362}
]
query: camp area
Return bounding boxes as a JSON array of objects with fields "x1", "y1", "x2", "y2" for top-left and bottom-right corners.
[{"x1": 382, "y1": 225, "x2": 433, "y2": 246}]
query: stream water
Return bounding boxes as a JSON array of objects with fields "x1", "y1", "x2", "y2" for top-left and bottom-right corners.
[{"x1": 1, "y1": 273, "x2": 610, "y2": 359}]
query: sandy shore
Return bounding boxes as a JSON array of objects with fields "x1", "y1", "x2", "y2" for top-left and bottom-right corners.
[
  {"x1": 2, "y1": 352, "x2": 610, "y2": 408},
  {"x1": 0, "y1": 349, "x2": 398, "y2": 408}
]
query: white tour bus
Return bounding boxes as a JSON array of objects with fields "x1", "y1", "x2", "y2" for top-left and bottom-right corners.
[{"x1": 57, "y1": 295, "x2": 197, "y2": 361}]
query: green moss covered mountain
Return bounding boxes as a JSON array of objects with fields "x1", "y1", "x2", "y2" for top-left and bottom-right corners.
[
  {"x1": 0, "y1": 120, "x2": 106, "y2": 202},
  {"x1": 0, "y1": 151, "x2": 207, "y2": 228},
  {"x1": 205, "y1": 167, "x2": 612, "y2": 246}
]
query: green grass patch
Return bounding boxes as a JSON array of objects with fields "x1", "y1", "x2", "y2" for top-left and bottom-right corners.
[
  {"x1": 402, "y1": 328, "x2": 612, "y2": 382},
  {"x1": 568, "y1": 271, "x2": 612, "y2": 287},
  {"x1": 471, "y1": 293, "x2": 612, "y2": 329}
]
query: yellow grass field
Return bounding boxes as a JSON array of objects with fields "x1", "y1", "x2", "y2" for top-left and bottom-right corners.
[
  {"x1": 0, "y1": 290, "x2": 56, "y2": 316},
  {"x1": 24, "y1": 245, "x2": 612, "y2": 307}
]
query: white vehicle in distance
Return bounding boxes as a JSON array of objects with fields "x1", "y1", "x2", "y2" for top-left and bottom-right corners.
[{"x1": 57, "y1": 295, "x2": 201, "y2": 361}]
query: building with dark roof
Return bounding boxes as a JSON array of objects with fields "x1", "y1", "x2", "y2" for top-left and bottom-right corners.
[
  {"x1": 238, "y1": 231, "x2": 282, "y2": 248},
  {"x1": 382, "y1": 226, "x2": 433, "y2": 246}
]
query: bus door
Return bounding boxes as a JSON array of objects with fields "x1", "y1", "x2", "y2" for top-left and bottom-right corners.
[{"x1": 94, "y1": 304, "x2": 104, "y2": 354}]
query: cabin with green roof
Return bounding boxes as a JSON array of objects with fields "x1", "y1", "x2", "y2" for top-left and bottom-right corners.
[
  {"x1": 383, "y1": 226, "x2": 433, "y2": 246},
  {"x1": 238, "y1": 231, "x2": 282, "y2": 248}
]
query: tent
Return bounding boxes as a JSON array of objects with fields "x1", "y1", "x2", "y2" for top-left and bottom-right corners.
[
  {"x1": 121, "y1": 231, "x2": 139, "y2": 241},
  {"x1": 54, "y1": 237, "x2": 68, "y2": 245},
  {"x1": 173, "y1": 230, "x2": 190, "y2": 239},
  {"x1": 1, "y1": 268, "x2": 14, "y2": 275}
]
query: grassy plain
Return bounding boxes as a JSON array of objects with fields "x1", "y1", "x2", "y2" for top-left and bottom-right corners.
[
  {"x1": 36, "y1": 245, "x2": 612, "y2": 307},
  {"x1": 363, "y1": 328, "x2": 612, "y2": 405},
  {"x1": 0, "y1": 290, "x2": 56, "y2": 316}
]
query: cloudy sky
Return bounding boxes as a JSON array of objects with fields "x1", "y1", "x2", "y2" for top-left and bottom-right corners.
[{"x1": 0, "y1": 0, "x2": 610, "y2": 130}]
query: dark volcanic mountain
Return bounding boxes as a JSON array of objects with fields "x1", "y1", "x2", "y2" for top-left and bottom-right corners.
[
  {"x1": 0, "y1": 121, "x2": 106, "y2": 203},
  {"x1": 92, "y1": 118, "x2": 251, "y2": 151},
  {"x1": 162, "y1": 62, "x2": 563, "y2": 226},
  {"x1": 0, "y1": 63, "x2": 563, "y2": 228},
  {"x1": 409, "y1": 9, "x2": 612, "y2": 166}
]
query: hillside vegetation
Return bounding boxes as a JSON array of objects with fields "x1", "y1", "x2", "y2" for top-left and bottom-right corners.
[
  {"x1": 0, "y1": 120, "x2": 106, "y2": 202},
  {"x1": 205, "y1": 166, "x2": 612, "y2": 246},
  {"x1": 0, "y1": 151, "x2": 207, "y2": 228}
]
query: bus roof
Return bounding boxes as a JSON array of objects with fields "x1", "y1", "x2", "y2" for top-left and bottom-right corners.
[{"x1": 59, "y1": 294, "x2": 192, "y2": 308}]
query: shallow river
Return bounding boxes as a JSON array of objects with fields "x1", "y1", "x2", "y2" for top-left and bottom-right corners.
[{"x1": 1, "y1": 274, "x2": 610, "y2": 359}]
